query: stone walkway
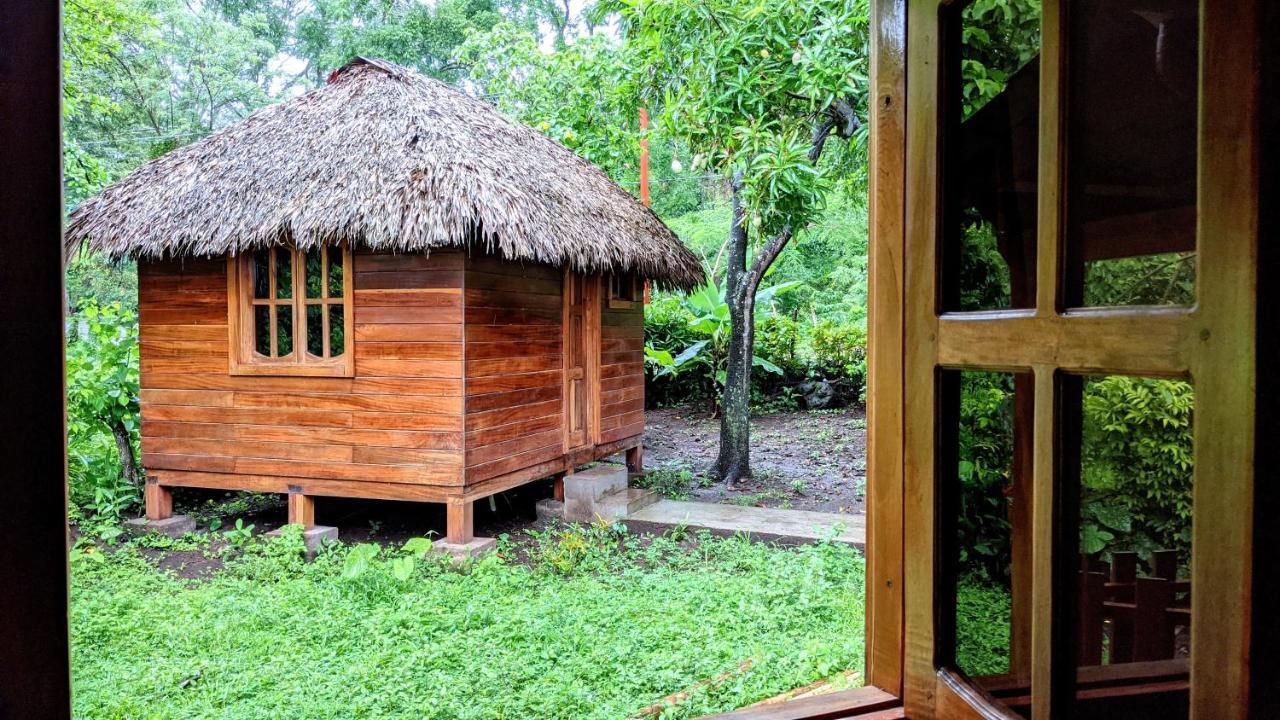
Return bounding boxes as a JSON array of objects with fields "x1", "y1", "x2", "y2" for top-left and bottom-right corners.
[{"x1": 623, "y1": 499, "x2": 865, "y2": 547}]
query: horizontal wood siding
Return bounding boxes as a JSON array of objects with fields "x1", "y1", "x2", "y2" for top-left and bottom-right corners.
[
  {"x1": 138, "y1": 250, "x2": 465, "y2": 491},
  {"x1": 463, "y1": 256, "x2": 565, "y2": 483},
  {"x1": 600, "y1": 299, "x2": 645, "y2": 444}
]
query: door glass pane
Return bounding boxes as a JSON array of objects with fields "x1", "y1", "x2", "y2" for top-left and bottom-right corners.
[
  {"x1": 329, "y1": 305, "x2": 345, "y2": 357},
  {"x1": 941, "y1": 369, "x2": 1032, "y2": 715},
  {"x1": 1066, "y1": 375, "x2": 1193, "y2": 716},
  {"x1": 306, "y1": 304, "x2": 323, "y2": 357},
  {"x1": 328, "y1": 252, "x2": 344, "y2": 298},
  {"x1": 253, "y1": 305, "x2": 270, "y2": 356},
  {"x1": 252, "y1": 249, "x2": 270, "y2": 299},
  {"x1": 305, "y1": 248, "x2": 323, "y2": 299},
  {"x1": 1065, "y1": 0, "x2": 1199, "y2": 308},
  {"x1": 275, "y1": 248, "x2": 293, "y2": 300},
  {"x1": 275, "y1": 305, "x2": 293, "y2": 356},
  {"x1": 943, "y1": 0, "x2": 1041, "y2": 312}
]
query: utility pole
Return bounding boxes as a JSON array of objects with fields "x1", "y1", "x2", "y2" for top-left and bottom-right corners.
[{"x1": 639, "y1": 107, "x2": 651, "y2": 303}]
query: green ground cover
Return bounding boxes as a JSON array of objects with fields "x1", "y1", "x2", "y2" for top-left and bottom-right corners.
[{"x1": 71, "y1": 527, "x2": 867, "y2": 719}]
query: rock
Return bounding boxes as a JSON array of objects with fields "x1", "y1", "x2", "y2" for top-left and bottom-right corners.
[{"x1": 800, "y1": 379, "x2": 838, "y2": 409}]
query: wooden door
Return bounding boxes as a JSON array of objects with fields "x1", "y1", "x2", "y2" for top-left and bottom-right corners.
[
  {"x1": 897, "y1": 0, "x2": 1259, "y2": 718},
  {"x1": 563, "y1": 269, "x2": 593, "y2": 450}
]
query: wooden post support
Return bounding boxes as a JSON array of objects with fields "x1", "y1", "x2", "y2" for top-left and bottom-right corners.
[
  {"x1": 145, "y1": 482, "x2": 173, "y2": 521},
  {"x1": 626, "y1": 444, "x2": 644, "y2": 475},
  {"x1": 552, "y1": 473, "x2": 566, "y2": 502},
  {"x1": 446, "y1": 500, "x2": 474, "y2": 545},
  {"x1": 288, "y1": 493, "x2": 316, "y2": 528}
]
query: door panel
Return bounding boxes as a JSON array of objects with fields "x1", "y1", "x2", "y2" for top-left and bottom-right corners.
[{"x1": 563, "y1": 271, "x2": 593, "y2": 450}]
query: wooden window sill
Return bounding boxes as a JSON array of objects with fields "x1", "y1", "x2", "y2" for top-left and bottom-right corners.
[{"x1": 228, "y1": 358, "x2": 354, "y2": 378}]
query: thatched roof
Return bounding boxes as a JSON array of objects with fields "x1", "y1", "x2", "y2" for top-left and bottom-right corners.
[{"x1": 65, "y1": 57, "x2": 704, "y2": 291}]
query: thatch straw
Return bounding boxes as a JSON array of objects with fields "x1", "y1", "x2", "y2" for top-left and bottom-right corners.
[{"x1": 65, "y1": 57, "x2": 704, "y2": 291}]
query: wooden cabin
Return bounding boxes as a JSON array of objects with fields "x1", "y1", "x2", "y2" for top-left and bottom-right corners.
[{"x1": 64, "y1": 57, "x2": 703, "y2": 552}]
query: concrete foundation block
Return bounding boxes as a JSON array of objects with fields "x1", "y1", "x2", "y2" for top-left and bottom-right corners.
[
  {"x1": 564, "y1": 465, "x2": 628, "y2": 522},
  {"x1": 125, "y1": 515, "x2": 196, "y2": 538},
  {"x1": 535, "y1": 498, "x2": 565, "y2": 522},
  {"x1": 434, "y1": 537, "x2": 497, "y2": 561},
  {"x1": 265, "y1": 524, "x2": 339, "y2": 553}
]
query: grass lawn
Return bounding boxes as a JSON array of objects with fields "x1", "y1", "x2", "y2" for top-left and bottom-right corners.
[{"x1": 71, "y1": 525, "x2": 868, "y2": 719}]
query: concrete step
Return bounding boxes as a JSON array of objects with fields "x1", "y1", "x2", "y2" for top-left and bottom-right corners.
[{"x1": 596, "y1": 488, "x2": 660, "y2": 519}]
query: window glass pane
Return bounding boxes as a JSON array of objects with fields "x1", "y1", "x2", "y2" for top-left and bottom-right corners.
[
  {"x1": 253, "y1": 305, "x2": 270, "y2": 356},
  {"x1": 1067, "y1": 375, "x2": 1193, "y2": 714},
  {"x1": 942, "y1": 369, "x2": 1032, "y2": 715},
  {"x1": 252, "y1": 250, "x2": 270, "y2": 299},
  {"x1": 305, "y1": 248, "x2": 323, "y2": 299},
  {"x1": 306, "y1": 304, "x2": 323, "y2": 357},
  {"x1": 943, "y1": 0, "x2": 1041, "y2": 311},
  {"x1": 276, "y1": 305, "x2": 293, "y2": 356},
  {"x1": 1065, "y1": 0, "x2": 1198, "y2": 307},
  {"x1": 329, "y1": 305, "x2": 345, "y2": 357},
  {"x1": 328, "y1": 251, "x2": 344, "y2": 298},
  {"x1": 275, "y1": 248, "x2": 293, "y2": 300}
]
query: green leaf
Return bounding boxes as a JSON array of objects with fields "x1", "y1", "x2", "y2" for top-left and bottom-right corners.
[
  {"x1": 402, "y1": 537, "x2": 434, "y2": 558},
  {"x1": 390, "y1": 556, "x2": 415, "y2": 582}
]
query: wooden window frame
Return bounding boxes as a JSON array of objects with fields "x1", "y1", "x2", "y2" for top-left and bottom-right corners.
[
  {"x1": 897, "y1": 0, "x2": 1260, "y2": 718},
  {"x1": 607, "y1": 271, "x2": 640, "y2": 309},
  {"x1": 227, "y1": 245, "x2": 354, "y2": 377}
]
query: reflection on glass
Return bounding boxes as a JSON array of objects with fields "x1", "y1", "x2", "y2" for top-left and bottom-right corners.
[
  {"x1": 306, "y1": 304, "x2": 323, "y2": 357},
  {"x1": 944, "y1": 370, "x2": 1031, "y2": 717},
  {"x1": 275, "y1": 248, "x2": 293, "y2": 299},
  {"x1": 254, "y1": 305, "x2": 270, "y2": 356},
  {"x1": 1066, "y1": 0, "x2": 1198, "y2": 307},
  {"x1": 945, "y1": 0, "x2": 1041, "y2": 311},
  {"x1": 252, "y1": 250, "x2": 270, "y2": 299},
  {"x1": 1070, "y1": 375, "x2": 1193, "y2": 715},
  {"x1": 276, "y1": 305, "x2": 293, "y2": 356},
  {"x1": 329, "y1": 305, "x2": 345, "y2": 357},
  {"x1": 305, "y1": 248, "x2": 323, "y2": 299},
  {"x1": 328, "y1": 252, "x2": 344, "y2": 298}
]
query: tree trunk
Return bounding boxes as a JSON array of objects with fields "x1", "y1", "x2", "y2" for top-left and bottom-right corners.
[
  {"x1": 716, "y1": 182, "x2": 754, "y2": 487},
  {"x1": 110, "y1": 418, "x2": 140, "y2": 491}
]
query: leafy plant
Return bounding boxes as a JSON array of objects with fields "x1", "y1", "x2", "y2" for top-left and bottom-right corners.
[
  {"x1": 222, "y1": 519, "x2": 255, "y2": 548},
  {"x1": 645, "y1": 279, "x2": 799, "y2": 409},
  {"x1": 66, "y1": 302, "x2": 141, "y2": 521},
  {"x1": 956, "y1": 372, "x2": 1015, "y2": 576},
  {"x1": 810, "y1": 320, "x2": 868, "y2": 400},
  {"x1": 635, "y1": 463, "x2": 698, "y2": 500},
  {"x1": 1081, "y1": 376, "x2": 1194, "y2": 555}
]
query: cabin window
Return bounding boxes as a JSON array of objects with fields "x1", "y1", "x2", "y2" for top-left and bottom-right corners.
[
  {"x1": 607, "y1": 271, "x2": 640, "y2": 308},
  {"x1": 229, "y1": 245, "x2": 353, "y2": 376}
]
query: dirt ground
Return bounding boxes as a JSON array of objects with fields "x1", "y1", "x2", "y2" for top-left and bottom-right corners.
[{"x1": 642, "y1": 405, "x2": 867, "y2": 514}]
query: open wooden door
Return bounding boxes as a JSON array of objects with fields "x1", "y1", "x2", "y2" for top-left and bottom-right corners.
[{"x1": 563, "y1": 269, "x2": 597, "y2": 451}]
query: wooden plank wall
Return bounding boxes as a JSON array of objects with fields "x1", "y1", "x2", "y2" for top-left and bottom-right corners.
[
  {"x1": 138, "y1": 249, "x2": 466, "y2": 495},
  {"x1": 462, "y1": 255, "x2": 566, "y2": 483},
  {"x1": 599, "y1": 298, "x2": 644, "y2": 445}
]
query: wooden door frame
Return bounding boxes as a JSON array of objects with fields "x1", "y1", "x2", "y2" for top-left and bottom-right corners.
[
  {"x1": 894, "y1": 0, "x2": 1262, "y2": 717},
  {"x1": 561, "y1": 268, "x2": 601, "y2": 453}
]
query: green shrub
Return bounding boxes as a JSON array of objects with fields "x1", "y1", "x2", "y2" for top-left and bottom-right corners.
[
  {"x1": 66, "y1": 302, "x2": 141, "y2": 523},
  {"x1": 1081, "y1": 376, "x2": 1194, "y2": 556},
  {"x1": 810, "y1": 320, "x2": 867, "y2": 401},
  {"x1": 956, "y1": 372, "x2": 1015, "y2": 577}
]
